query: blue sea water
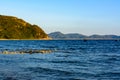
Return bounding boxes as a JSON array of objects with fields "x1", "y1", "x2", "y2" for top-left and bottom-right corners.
[{"x1": 0, "y1": 40, "x2": 120, "y2": 80}]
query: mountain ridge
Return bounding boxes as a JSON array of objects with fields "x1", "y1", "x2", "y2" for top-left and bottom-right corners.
[{"x1": 48, "y1": 32, "x2": 120, "y2": 40}]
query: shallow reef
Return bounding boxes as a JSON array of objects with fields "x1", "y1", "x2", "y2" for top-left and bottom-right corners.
[{"x1": 1, "y1": 49, "x2": 54, "y2": 54}]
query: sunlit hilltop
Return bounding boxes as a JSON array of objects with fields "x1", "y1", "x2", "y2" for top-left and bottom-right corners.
[{"x1": 0, "y1": 15, "x2": 49, "y2": 39}]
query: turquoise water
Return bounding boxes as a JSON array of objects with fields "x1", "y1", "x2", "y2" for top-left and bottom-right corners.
[{"x1": 0, "y1": 40, "x2": 120, "y2": 80}]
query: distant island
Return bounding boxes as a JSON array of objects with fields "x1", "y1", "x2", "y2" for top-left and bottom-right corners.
[
  {"x1": 48, "y1": 32, "x2": 120, "y2": 40},
  {"x1": 0, "y1": 15, "x2": 50, "y2": 40}
]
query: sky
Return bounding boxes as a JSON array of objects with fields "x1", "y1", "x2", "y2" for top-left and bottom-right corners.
[{"x1": 0, "y1": 0, "x2": 120, "y2": 35}]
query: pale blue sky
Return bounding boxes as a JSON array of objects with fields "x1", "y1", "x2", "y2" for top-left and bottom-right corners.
[{"x1": 0, "y1": 0, "x2": 120, "y2": 35}]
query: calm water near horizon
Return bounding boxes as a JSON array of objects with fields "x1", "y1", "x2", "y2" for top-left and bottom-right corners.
[{"x1": 0, "y1": 40, "x2": 120, "y2": 80}]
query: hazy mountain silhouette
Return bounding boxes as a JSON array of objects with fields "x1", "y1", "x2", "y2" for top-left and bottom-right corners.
[{"x1": 49, "y1": 32, "x2": 120, "y2": 40}]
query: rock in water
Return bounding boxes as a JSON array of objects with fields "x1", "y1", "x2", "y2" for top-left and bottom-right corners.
[
  {"x1": 1, "y1": 49, "x2": 53, "y2": 54},
  {"x1": 0, "y1": 15, "x2": 50, "y2": 39}
]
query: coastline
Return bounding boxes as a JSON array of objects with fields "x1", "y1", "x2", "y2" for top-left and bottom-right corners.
[
  {"x1": 0, "y1": 38, "x2": 119, "y2": 40},
  {"x1": 0, "y1": 38, "x2": 52, "y2": 40}
]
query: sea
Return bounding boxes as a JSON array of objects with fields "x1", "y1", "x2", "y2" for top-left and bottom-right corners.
[{"x1": 0, "y1": 40, "x2": 120, "y2": 80}]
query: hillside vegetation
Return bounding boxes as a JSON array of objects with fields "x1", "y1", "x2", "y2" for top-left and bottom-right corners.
[{"x1": 0, "y1": 15, "x2": 49, "y2": 39}]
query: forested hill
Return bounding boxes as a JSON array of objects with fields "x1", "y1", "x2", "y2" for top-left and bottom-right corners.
[{"x1": 0, "y1": 15, "x2": 49, "y2": 39}]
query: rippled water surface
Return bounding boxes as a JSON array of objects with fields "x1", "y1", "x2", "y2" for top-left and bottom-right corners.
[{"x1": 0, "y1": 40, "x2": 120, "y2": 80}]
